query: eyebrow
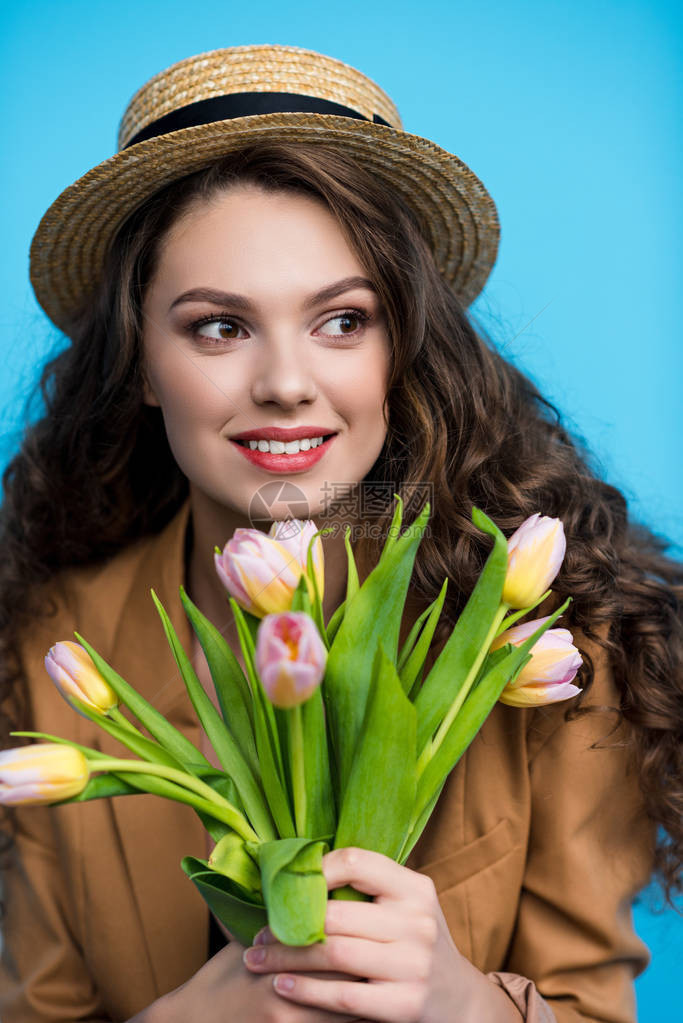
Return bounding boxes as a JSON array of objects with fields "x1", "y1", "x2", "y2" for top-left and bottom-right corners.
[{"x1": 168, "y1": 275, "x2": 377, "y2": 314}]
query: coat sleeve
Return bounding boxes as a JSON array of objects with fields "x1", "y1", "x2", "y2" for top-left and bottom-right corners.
[
  {"x1": 490, "y1": 641, "x2": 655, "y2": 1023},
  {"x1": 0, "y1": 803, "x2": 111, "y2": 1022}
]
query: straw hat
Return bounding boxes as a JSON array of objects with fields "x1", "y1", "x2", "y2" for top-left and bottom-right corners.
[{"x1": 29, "y1": 44, "x2": 500, "y2": 335}]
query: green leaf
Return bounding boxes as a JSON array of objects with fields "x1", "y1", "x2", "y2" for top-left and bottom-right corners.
[
  {"x1": 325, "y1": 599, "x2": 346, "y2": 645},
  {"x1": 192, "y1": 771, "x2": 253, "y2": 841},
  {"x1": 324, "y1": 498, "x2": 431, "y2": 792},
  {"x1": 198, "y1": 767, "x2": 246, "y2": 813},
  {"x1": 257, "y1": 837, "x2": 329, "y2": 945},
  {"x1": 74, "y1": 701, "x2": 188, "y2": 771},
  {"x1": 397, "y1": 777, "x2": 447, "y2": 865},
  {"x1": 377, "y1": 492, "x2": 406, "y2": 565},
  {"x1": 399, "y1": 578, "x2": 449, "y2": 696},
  {"x1": 414, "y1": 508, "x2": 508, "y2": 751},
  {"x1": 397, "y1": 600, "x2": 436, "y2": 674},
  {"x1": 469, "y1": 644, "x2": 512, "y2": 695},
  {"x1": 74, "y1": 632, "x2": 210, "y2": 769},
  {"x1": 231, "y1": 600, "x2": 287, "y2": 789},
  {"x1": 64, "y1": 773, "x2": 141, "y2": 801},
  {"x1": 152, "y1": 591, "x2": 277, "y2": 842},
  {"x1": 302, "y1": 687, "x2": 336, "y2": 838},
  {"x1": 11, "y1": 730, "x2": 111, "y2": 761},
  {"x1": 306, "y1": 529, "x2": 327, "y2": 643},
  {"x1": 107, "y1": 769, "x2": 241, "y2": 843},
  {"x1": 231, "y1": 600, "x2": 283, "y2": 773},
  {"x1": 290, "y1": 574, "x2": 312, "y2": 614},
  {"x1": 414, "y1": 598, "x2": 571, "y2": 824},
  {"x1": 180, "y1": 587, "x2": 258, "y2": 773},
  {"x1": 209, "y1": 832, "x2": 262, "y2": 895},
  {"x1": 334, "y1": 642, "x2": 416, "y2": 860},
  {"x1": 181, "y1": 855, "x2": 267, "y2": 947},
  {"x1": 252, "y1": 703, "x2": 296, "y2": 838},
  {"x1": 343, "y1": 526, "x2": 359, "y2": 605}
]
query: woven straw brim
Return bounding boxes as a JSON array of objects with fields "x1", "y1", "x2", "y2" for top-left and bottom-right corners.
[{"x1": 29, "y1": 114, "x2": 500, "y2": 335}]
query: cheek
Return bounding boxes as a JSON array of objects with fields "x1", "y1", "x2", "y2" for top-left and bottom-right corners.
[
  {"x1": 323, "y1": 348, "x2": 390, "y2": 424},
  {"x1": 149, "y1": 349, "x2": 227, "y2": 420},
  {"x1": 146, "y1": 351, "x2": 235, "y2": 458}
]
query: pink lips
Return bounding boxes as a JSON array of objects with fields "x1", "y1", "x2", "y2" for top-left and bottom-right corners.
[{"x1": 230, "y1": 435, "x2": 337, "y2": 473}]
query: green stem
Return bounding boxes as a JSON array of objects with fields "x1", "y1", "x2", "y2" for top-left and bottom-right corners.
[
  {"x1": 91, "y1": 758, "x2": 259, "y2": 842},
  {"x1": 494, "y1": 589, "x2": 551, "y2": 637},
  {"x1": 416, "y1": 603, "x2": 509, "y2": 778},
  {"x1": 289, "y1": 705, "x2": 307, "y2": 836},
  {"x1": 107, "y1": 707, "x2": 144, "y2": 733}
]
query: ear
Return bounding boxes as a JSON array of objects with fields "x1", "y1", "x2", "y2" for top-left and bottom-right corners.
[{"x1": 141, "y1": 369, "x2": 161, "y2": 407}]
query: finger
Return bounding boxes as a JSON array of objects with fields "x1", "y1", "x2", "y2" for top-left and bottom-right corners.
[
  {"x1": 322, "y1": 847, "x2": 436, "y2": 903},
  {"x1": 255, "y1": 900, "x2": 416, "y2": 946},
  {"x1": 243, "y1": 934, "x2": 418, "y2": 983},
  {"x1": 324, "y1": 898, "x2": 413, "y2": 942},
  {"x1": 272, "y1": 974, "x2": 426, "y2": 1023}
]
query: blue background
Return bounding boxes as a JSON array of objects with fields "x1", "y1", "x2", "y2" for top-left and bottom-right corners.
[{"x1": 2, "y1": 1, "x2": 681, "y2": 1016}]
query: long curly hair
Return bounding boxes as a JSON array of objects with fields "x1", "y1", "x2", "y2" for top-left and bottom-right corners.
[{"x1": 1, "y1": 143, "x2": 682, "y2": 904}]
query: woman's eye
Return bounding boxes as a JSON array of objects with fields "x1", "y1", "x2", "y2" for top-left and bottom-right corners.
[
  {"x1": 194, "y1": 317, "x2": 247, "y2": 342},
  {"x1": 316, "y1": 312, "x2": 368, "y2": 337}
]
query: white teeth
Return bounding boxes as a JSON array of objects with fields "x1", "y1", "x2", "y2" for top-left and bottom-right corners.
[{"x1": 244, "y1": 435, "x2": 326, "y2": 454}]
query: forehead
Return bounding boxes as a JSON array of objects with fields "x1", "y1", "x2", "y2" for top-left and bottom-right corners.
[{"x1": 153, "y1": 183, "x2": 366, "y2": 290}]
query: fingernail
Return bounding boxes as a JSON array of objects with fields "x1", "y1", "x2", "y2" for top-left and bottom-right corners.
[
  {"x1": 243, "y1": 945, "x2": 266, "y2": 966},
  {"x1": 274, "y1": 974, "x2": 295, "y2": 992},
  {"x1": 253, "y1": 927, "x2": 267, "y2": 944}
]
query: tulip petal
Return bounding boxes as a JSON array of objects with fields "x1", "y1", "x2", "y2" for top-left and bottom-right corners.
[
  {"x1": 494, "y1": 616, "x2": 583, "y2": 706},
  {"x1": 0, "y1": 744, "x2": 89, "y2": 805},
  {"x1": 254, "y1": 612, "x2": 327, "y2": 710},
  {"x1": 499, "y1": 681, "x2": 581, "y2": 707},
  {"x1": 45, "y1": 641, "x2": 118, "y2": 715},
  {"x1": 215, "y1": 531, "x2": 304, "y2": 617},
  {"x1": 502, "y1": 515, "x2": 566, "y2": 609}
]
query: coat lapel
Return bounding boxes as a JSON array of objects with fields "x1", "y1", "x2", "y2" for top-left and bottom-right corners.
[{"x1": 96, "y1": 502, "x2": 211, "y2": 996}]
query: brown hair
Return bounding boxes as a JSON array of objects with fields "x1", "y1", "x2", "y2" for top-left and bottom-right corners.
[{"x1": 1, "y1": 143, "x2": 682, "y2": 903}]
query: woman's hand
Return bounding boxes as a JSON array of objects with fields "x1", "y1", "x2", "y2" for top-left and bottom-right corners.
[
  {"x1": 242, "y1": 847, "x2": 524, "y2": 1023},
  {"x1": 147, "y1": 939, "x2": 366, "y2": 1023}
]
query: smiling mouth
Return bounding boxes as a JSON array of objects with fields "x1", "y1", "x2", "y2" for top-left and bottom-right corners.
[{"x1": 233, "y1": 433, "x2": 337, "y2": 451}]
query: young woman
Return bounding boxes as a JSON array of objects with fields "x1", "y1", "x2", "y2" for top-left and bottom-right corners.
[{"x1": 0, "y1": 45, "x2": 681, "y2": 1023}]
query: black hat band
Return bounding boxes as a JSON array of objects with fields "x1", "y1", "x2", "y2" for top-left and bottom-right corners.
[{"x1": 124, "y1": 91, "x2": 392, "y2": 149}]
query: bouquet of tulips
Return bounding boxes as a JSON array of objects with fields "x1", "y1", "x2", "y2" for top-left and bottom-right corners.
[{"x1": 2, "y1": 498, "x2": 582, "y2": 947}]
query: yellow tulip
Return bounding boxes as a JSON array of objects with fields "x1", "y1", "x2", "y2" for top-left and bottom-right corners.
[
  {"x1": 0, "y1": 744, "x2": 89, "y2": 805},
  {"x1": 494, "y1": 617, "x2": 582, "y2": 707},
  {"x1": 45, "y1": 641, "x2": 118, "y2": 716},
  {"x1": 502, "y1": 514, "x2": 566, "y2": 609},
  {"x1": 268, "y1": 519, "x2": 325, "y2": 603},
  {"x1": 215, "y1": 529, "x2": 306, "y2": 617}
]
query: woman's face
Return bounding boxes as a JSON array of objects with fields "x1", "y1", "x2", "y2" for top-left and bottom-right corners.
[{"x1": 141, "y1": 183, "x2": 392, "y2": 525}]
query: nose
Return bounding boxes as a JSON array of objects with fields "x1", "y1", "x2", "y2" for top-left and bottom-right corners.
[{"x1": 250, "y1": 336, "x2": 318, "y2": 410}]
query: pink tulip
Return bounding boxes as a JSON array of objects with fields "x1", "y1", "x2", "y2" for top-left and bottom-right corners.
[
  {"x1": 45, "y1": 641, "x2": 118, "y2": 717},
  {"x1": 0, "y1": 744, "x2": 90, "y2": 805},
  {"x1": 268, "y1": 519, "x2": 325, "y2": 602},
  {"x1": 493, "y1": 616, "x2": 582, "y2": 707},
  {"x1": 502, "y1": 514, "x2": 566, "y2": 609},
  {"x1": 254, "y1": 612, "x2": 327, "y2": 708},
  {"x1": 215, "y1": 529, "x2": 304, "y2": 617}
]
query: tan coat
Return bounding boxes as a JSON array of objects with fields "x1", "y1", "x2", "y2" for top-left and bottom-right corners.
[{"x1": 0, "y1": 502, "x2": 655, "y2": 1022}]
